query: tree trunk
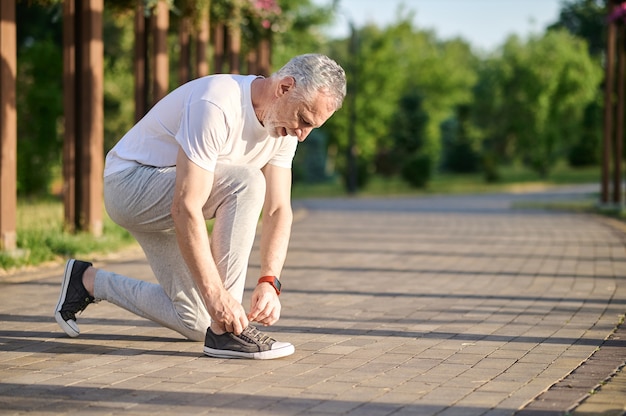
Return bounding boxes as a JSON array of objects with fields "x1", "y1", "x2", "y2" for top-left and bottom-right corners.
[
  {"x1": 152, "y1": 0, "x2": 169, "y2": 104},
  {"x1": 179, "y1": 16, "x2": 191, "y2": 84},
  {"x1": 134, "y1": 0, "x2": 148, "y2": 122},
  {"x1": 257, "y1": 36, "x2": 271, "y2": 77},
  {"x1": 227, "y1": 24, "x2": 240, "y2": 74},
  {"x1": 602, "y1": 1, "x2": 617, "y2": 204},
  {"x1": 0, "y1": 0, "x2": 16, "y2": 250},
  {"x1": 247, "y1": 48, "x2": 257, "y2": 75},
  {"x1": 63, "y1": 0, "x2": 104, "y2": 235},
  {"x1": 196, "y1": 0, "x2": 210, "y2": 77},
  {"x1": 213, "y1": 22, "x2": 224, "y2": 73}
]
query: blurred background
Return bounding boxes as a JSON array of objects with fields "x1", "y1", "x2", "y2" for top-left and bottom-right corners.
[
  {"x1": 16, "y1": 0, "x2": 607, "y2": 193},
  {"x1": 2, "y1": 0, "x2": 615, "y2": 267}
]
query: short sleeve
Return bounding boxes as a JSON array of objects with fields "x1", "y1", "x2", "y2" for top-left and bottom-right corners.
[
  {"x1": 268, "y1": 137, "x2": 298, "y2": 169},
  {"x1": 175, "y1": 100, "x2": 229, "y2": 172}
]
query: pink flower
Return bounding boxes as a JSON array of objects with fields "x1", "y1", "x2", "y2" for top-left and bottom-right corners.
[
  {"x1": 254, "y1": 0, "x2": 280, "y2": 13},
  {"x1": 250, "y1": 0, "x2": 282, "y2": 31},
  {"x1": 609, "y1": 2, "x2": 626, "y2": 24}
]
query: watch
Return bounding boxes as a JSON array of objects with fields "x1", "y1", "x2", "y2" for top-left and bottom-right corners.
[{"x1": 258, "y1": 275, "x2": 281, "y2": 296}]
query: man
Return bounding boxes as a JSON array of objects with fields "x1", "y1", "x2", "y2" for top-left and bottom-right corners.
[{"x1": 54, "y1": 54, "x2": 346, "y2": 360}]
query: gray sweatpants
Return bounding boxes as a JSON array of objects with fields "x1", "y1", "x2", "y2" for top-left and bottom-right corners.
[{"x1": 97, "y1": 163, "x2": 266, "y2": 341}]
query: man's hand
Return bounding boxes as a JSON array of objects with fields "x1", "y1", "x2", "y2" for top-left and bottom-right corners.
[
  {"x1": 248, "y1": 283, "x2": 281, "y2": 326},
  {"x1": 207, "y1": 288, "x2": 249, "y2": 335}
]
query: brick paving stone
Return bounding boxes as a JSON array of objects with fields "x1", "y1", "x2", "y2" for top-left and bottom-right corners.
[{"x1": 1, "y1": 187, "x2": 625, "y2": 415}]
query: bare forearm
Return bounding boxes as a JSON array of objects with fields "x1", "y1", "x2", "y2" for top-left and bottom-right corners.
[
  {"x1": 260, "y1": 207, "x2": 293, "y2": 277},
  {"x1": 171, "y1": 146, "x2": 249, "y2": 334},
  {"x1": 172, "y1": 209, "x2": 223, "y2": 299}
]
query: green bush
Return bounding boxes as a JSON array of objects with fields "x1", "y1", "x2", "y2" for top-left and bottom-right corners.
[
  {"x1": 341, "y1": 156, "x2": 372, "y2": 191},
  {"x1": 17, "y1": 36, "x2": 63, "y2": 195},
  {"x1": 482, "y1": 152, "x2": 501, "y2": 183},
  {"x1": 401, "y1": 154, "x2": 432, "y2": 188}
]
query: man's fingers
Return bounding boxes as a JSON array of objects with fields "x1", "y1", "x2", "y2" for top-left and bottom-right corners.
[
  {"x1": 250, "y1": 303, "x2": 279, "y2": 326},
  {"x1": 240, "y1": 315, "x2": 249, "y2": 333},
  {"x1": 260, "y1": 310, "x2": 279, "y2": 326},
  {"x1": 248, "y1": 287, "x2": 281, "y2": 326},
  {"x1": 248, "y1": 297, "x2": 268, "y2": 321},
  {"x1": 232, "y1": 307, "x2": 249, "y2": 335},
  {"x1": 212, "y1": 299, "x2": 249, "y2": 335},
  {"x1": 223, "y1": 315, "x2": 247, "y2": 335},
  {"x1": 224, "y1": 322, "x2": 233, "y2": 333}
]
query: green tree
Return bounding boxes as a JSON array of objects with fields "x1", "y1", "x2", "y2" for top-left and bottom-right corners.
[
  {"x1": 567, "y1": 98, "x2": 603, "y2": 166},
  {"x1": 103, "y1": 6, "x2": 136, "y2": 152},
  {"x1": 16, "y1": 1, "x2": 63, "y2": 195},
  {"x1": 391, "y1": 89, "x2": 431, "y2": 188},
  {"x1": 321, "y1": 10, "x2": 478, "y2": 190},
  {"x1": 441, "y1": 104, "x2": 481, "y2": 174},
  {"x1": 402, "y1": 37, "x2": 478, "y2": 167},
  {"x1": 549, "y1": 0, "x2": 606, "y2": 169},
  {"x1": 322, "y1": 22, "x2": 410, "y2": 188},
  {"x1": 474, "y1": 30, "x2": 602, "y2": 177},
  {"x1": 548, "y1": 0, "x2": 607, "y2": 57},
  {"x1": 271, "y1": 0, "x2": 338, "y2": 66}
]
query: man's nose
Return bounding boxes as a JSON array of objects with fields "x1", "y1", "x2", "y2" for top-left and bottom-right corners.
[{"x1": 295, "y1": 127, "x2": 312, "y2": 142}]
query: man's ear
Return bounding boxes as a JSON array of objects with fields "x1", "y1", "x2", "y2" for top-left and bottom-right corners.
[{"x1": 277, "y1": 76, "x2": 296, "y2": 96}]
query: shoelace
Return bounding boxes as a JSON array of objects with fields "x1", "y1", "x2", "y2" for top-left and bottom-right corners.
[
  {"x1": 239, "y1": 326, "x2": 274, "y2": 345},
  {"x1": 60, "y1": 296, "x2": 94, "y2": 321}
]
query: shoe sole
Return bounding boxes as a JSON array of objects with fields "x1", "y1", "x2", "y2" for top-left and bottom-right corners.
[
  {"x1": 54, "y1": 259, "x2": 80, "y2": 338},
  {"x1": 203, "y1": 344, "x2": 295, "y2": 360}
]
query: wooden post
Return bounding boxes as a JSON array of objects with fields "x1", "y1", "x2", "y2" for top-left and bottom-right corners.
[
  {"x1": 178, "y1": 16, "x2": 191, "y2": 84},
  {"x1": 615, "y1": 23, "x2": 625, "y2": 205},
  {"x1": 63, "y1": 0, "x2": 103, "y2": 236},
  {"x1": 213, "y1": 22, "x2": 225, "y2": 74},
  {"x1": 134, "y1": 0, "x2": 148, "y2": 122},
  {"x1": 152, "y1": 0, "x2": 169, "y2": 103},
  {"x1": 227, "y1": 24, "x2": 241, "y2": 74},
  {"x1": 196, "y1": 1, "x2": 210, "y2": 78},
  {"x1": 603, "y1": 2, "x2": 617, "y2": 204},
  {"x1": 0, "y1": 0, "x2": 17, "y2": 251},
  {"x1": 63, "y1": 0, "x2": 76, "y2": 232},
  {"x1": 247, "y1": 48, "x2": 257, "y2": 75},
  {"x1": 257, "y1": 36, "x2": 271, "y2": 77},
  {"x1": 79, "y1": 0, "x2": 103, "y2": 236}
]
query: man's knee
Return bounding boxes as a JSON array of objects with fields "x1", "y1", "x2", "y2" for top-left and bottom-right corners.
[
  {"x1": 232, "y1": 165, "x2": 266, "y2": 201},
  {"x1": 212, "y1": 164, "x2": 266, "y2": 207}
]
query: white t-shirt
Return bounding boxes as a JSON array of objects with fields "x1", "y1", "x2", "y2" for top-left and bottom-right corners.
[{"x1": 104, "y1": 74, "x2": 298, "y2": 177}]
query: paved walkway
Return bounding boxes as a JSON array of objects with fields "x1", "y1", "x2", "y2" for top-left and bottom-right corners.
[{"x1": 1, "y1": 186, "x2": 625, "y2": 415}]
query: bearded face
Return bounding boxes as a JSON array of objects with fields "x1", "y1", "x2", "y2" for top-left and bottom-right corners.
[
  {"x1": 261, "y1": 103, "x2": 284, "y2": 139},
  {"x1": 261, "y1": 89, "x2": 336, "y2": 142}
]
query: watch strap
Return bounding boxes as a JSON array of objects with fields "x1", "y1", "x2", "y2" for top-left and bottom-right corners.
[{"x1": 258, "y1": 275, "x2": 281, "y2": 295}]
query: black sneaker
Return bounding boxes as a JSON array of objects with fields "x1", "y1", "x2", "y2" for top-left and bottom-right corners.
[
  {"x1": 203, "y1": 326, "x2": 295, "y2": 359},
  {"x1": 54, "y1": 259, "x2": 95, "y2": 338}
]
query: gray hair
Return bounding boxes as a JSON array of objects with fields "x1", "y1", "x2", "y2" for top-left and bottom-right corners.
[{"x1": 273, "y1": 54, "x2": 347, "y2": 110}]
